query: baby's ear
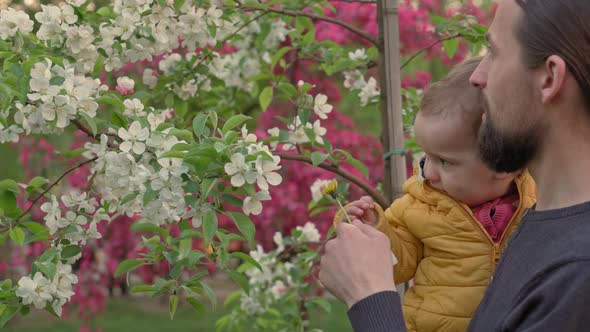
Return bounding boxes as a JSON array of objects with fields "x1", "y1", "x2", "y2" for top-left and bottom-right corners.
[{"x1": 493, "y1": 170, "x2": 521, "y2": 180}]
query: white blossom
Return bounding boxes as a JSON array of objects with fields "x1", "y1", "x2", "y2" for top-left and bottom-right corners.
[
  {"x1": 343, "y1": 70, "x2": 366, "y2": 90},
  {"x1": 15, "y1": 272, "x2": 53, "y2": 309},
  {"x1": 0, "y1": 123, "x2": 23, "y2": 143},
  {"x1": 273, "y1": 232, "x2": 284, "y2": 252},
  {"x1": 123, "y1": 98, "x2": 146, "y2": 117},
  {"x1": 117, "y1": 76, "x2": 135, "y2": 91},
  {"x1": 266, "y1": 127, "x2": 280, "y2": 150},
  {"x1": 65, "y1": 25, "x2": 94, "y2": 54},
  {"x1": 296, "y1": 222, "x2": 321, "y2": 243},
  {"x1": 359, "y1": 77, "x2": 380, "y2": 107},
  {"x1": 224, "y1": 153, "x2": 256, "y2": 187},
  {"x1": 142, "y1": 68, "x2": 158, "y2": 89},
  {"x1": 348, "y1": 48, "x2": 368, "y2": 61},
  {"x1": 118, "y1": 121, "x2": 149, "y2": 154},
  {"x1": 313, "y1": 94, "x2": 333, "y2": 120},
  {"x1": 270, "y1": 280, "x2": 286, "y2": 299},
  {"x1": 243, "y1": 190, "x2": 271, "y2": 216},
  {"x1": 254, "y1": 155, "x2": 282, "y2": 190},
  {"x1": 0, "y1": 8, "x2": 34, "y2": 40},
  {"x1": 310, "y1": 179, "x2": 334, "y2": 202},
  {"x1": 158, "y1": 53, "x2": 182, "y2": 75},
  {"x1": 40, "y1": 95, "x2": 77, "y2": 128},
  {"x1": 157, "y1": 157, "x2": 188, "y2": 180}
]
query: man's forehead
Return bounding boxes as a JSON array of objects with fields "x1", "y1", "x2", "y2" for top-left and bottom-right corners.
[{"x1": 488, "y1": 0, "x2": 521, "y2": 45}]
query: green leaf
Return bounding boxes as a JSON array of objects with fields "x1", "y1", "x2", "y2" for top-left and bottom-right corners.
[
  {"x1": 0, "y1": 305, "x2": 17, "y2": 327},
  {"x1": 114, "y1": 259, "x2": 144, "y2": 277},
  {"x1": 271, "y1": 46, "x2": 292, "y2": 69},
  {"x1": 226, "y1": 270, "x2": 249, "y2": 293},
  {"x1": 158, "y1": 151, "x2": 186, "y2": 159},
  {"x1": 231, "y1": 252, "x2": 263, "y2": 272},
  {"x1": 227, "y1": 212, "x2": 255, "y2": 247},
  {"x1": 349, "y1": 158, "x2": 369, "y2": 179},
  {"x1": 131, "y1": 221, "x2": 168, "y2": 237},
  {"x1": 443, "y1": 38, "x2": 459, "y2": 59},
  {"x1": 202, "y1": 210, "x2": 218, "y2": 246},
  {"x1": 0, "y1": 191, "x2": 17, "y2": 215},
  {"x1": 169, "y1": 294, "x2": 179, "y2": 320},
  {"x1": 221, "y1": 114, "x2": 251, "y2": 134},
  {"x1": 223, "y1": 290, "x2": 241, "y2": 308},
  {"x1": 199, "y1": 281, "x2": 217, "y2": 308},
  {"x1": 61, "y1": 245, "x2": 81, "y2": 259},
  {"x1": 49, "y1": 76, "x2": 65, "y2": 86},
  {"x1": 306, "y1": 297, "x2": 332, "y2": 313},
  {"x1": 186, "y1": 297, "x2": 206, "y2": 315},
  {"x1": 120, "y1": 192, "x2": 139, "y2": 206},
  {"x1": 78, "y1": 112, "x2": 97, "y2": 136},
  {"x1": 27, "y1": 177, "x2": 48, "y2": 191},
  {"x1": 259, "y1": 86, "x2": 273, "y2": 112},
  {"x1": 179, "y1": 238, "x2": 192, "y2": 259},
  {"x1": 9, "y1": 227, "x2": 25, "y2": 246},
  {"x1": 38, "y1": 247, "x2": 59, "y2": 262},
  {"x1": 35, "y1": 260, "x2": 56, "y2": 280},
  {"x1": 97, "y1": 94, "x2": 125, "y2": 113},
  {"x1": 192, "y1": 113, "x2": 209, "y2": 138},
  {"x1": 0, "y1": 179, "x2": 19, "y2": 193},
  {"x1": 200, "y1": 178, "x2": 217, "y2": 199},
  {"x1": 220, "y1": 194, "x2": 243, "y2": 207},
  {"x1": 168, "y1": 128, "x2": 193, "y2": 143},
  {"x1": 310, "y1": 152, "x2": 329, "y2": 167},
  {"x1": 131, "y1": 284, "x2": 154, "y2": 293}
]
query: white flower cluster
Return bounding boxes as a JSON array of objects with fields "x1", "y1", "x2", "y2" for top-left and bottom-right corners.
[
  {"x1": 343, "y1": 70, "x2": 381, "y2": 106},
  {"x1": 40, "y1": 191, "x2": 103, "y2": 245},
  {"x1": 11, "y1": 59, "x2": 107, "y2": 139},
  {"x1": 0, "y1": 8, "x2": 33, "y2": 39},
  {"x1": 224, "y1": 127, "x2": 282, "y2": 216},
  {"x1": 83, "y1": 113, "x2": 194, "y2": 226},
  {"x1": 15, "y1": 263, "x2": 78, "y2": 316},
  {"x1": 238, "y1": 222, "x2": 321, "y2": 315}
]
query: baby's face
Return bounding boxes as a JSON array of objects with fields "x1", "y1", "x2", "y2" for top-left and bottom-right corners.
[{"x1": 414, "y1": 113, "x2": 507, "y2": 207}]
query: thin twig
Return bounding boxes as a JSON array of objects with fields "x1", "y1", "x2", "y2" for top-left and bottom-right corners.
[
  {"x1": 241, "y1": 5, "x2": 380, "y2": 47},
  {"x1": 400, "y1": 33, "x2": 461, "y2": 70},
  {"x1": 15, "y1": 157, "x2": 98, "y2": 222},
  {"x1": 194, "y1": 11, "x2": 269, "y2": 71},
  {"x1": 277, "y1": 153, "x2": 388, "y2": 209}
]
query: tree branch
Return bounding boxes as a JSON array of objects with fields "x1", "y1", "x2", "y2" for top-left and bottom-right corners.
[
  {"x1": 14, "y1": 157, "x2": 98, "y2": 223},
  {"x1": 277, "y1": 153, "x2": 388, "y2": 209},
  {"x1": 241, "y1": 5, "x2": 380, "y2": 47},
  {"x1": 400, "y1": 33, "x2": 461, "y2": 70}
]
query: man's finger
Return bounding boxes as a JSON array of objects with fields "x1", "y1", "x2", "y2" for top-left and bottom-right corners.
[{"x1": 352, "y1": 219, "x2": 384, "y2": 238}]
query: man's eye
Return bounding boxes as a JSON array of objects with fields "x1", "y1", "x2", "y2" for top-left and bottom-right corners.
[{"x1": 440, "y1": 158, "x2": 448, "y2": 166}]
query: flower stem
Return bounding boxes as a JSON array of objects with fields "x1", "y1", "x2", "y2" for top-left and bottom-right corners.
[{"x1": 335, "y1": 199, "x2": 353, "y2": 224}]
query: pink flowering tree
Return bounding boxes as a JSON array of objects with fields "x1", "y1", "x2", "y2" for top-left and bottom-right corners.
[{"x1": 0, "y1": 0, "x2": 489, "y2": 330}]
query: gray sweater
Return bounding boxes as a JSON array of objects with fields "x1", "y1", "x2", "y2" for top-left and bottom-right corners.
[{"x1": 348, "y1": 201, "x2": 590, "y2": 331}]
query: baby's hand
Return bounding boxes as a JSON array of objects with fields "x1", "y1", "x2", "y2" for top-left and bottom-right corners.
[{"x1": 345, "y1": 196, "x2": 378, "y2": 226}]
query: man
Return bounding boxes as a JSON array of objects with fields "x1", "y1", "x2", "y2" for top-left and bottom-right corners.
[{"x1": 319, "y1": 0, "x2": 590, "y2": 331}]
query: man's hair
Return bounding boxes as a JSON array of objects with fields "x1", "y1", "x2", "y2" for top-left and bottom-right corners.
[
  {"x1": 419, "y1": 57, "x2": 483, "y2": 138},
  {"x1": 516, "y1": 0, "x2": 590, "y2": 108}
]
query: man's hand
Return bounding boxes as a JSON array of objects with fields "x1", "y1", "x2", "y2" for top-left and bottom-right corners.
[
  {"x1": 319, "y1": 220, "x2": 396, "y2": 308},
  {"x1": 344, "y1": 196, "x2": 378, "y2": 225}
]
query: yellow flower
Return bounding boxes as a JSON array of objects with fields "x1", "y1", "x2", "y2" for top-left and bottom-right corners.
[
  {"x1": 206, "y1": 244, "x2": 215, "y2": 255},
  {"x1": 321, "y1": 179, "x2": 338, "y2": 197}
]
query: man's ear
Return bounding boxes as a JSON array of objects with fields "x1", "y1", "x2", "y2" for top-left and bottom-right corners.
[{"x1": 540, "y1": 55, "x2": 567, "y2": 104}]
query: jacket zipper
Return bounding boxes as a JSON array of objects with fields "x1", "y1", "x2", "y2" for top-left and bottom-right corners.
[{"x1": 425, "y1": 179, "x2": 525, "y2": 269}]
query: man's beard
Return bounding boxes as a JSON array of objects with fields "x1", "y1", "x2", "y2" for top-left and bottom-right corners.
[{"x1": 478, "y1": 110, "x2": 541, "y2": 173}]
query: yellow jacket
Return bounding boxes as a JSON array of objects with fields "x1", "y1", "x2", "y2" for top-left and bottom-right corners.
[{"x1": 334, "y1": 171, "x2": 536, "y2": 332}]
